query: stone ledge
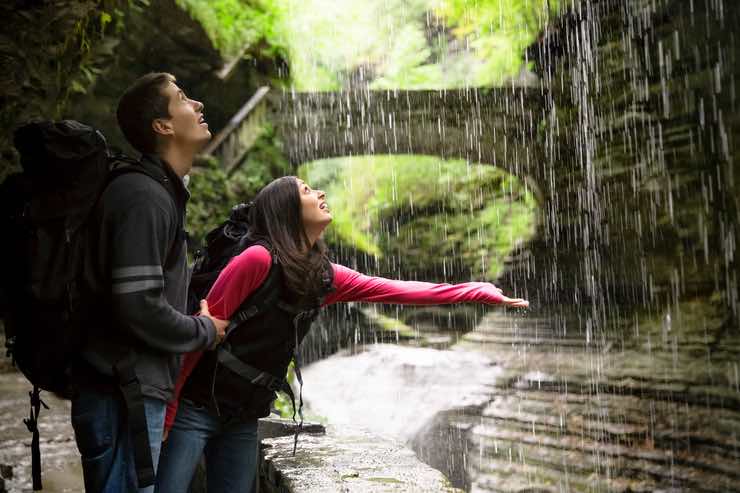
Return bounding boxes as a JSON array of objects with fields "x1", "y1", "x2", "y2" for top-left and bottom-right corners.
[{"x1": 258, "y1": 421, "x2": 462, "y2": 492}]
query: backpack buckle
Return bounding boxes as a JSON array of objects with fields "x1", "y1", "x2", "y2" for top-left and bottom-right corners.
[{"x1": 251, "y1": 372, "x2": 284, "y2": 392}]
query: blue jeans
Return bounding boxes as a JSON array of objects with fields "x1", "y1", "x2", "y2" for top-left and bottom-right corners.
[
  {"x1": 156, "y1": 399, "x2": 259, "y2": 493},
  {"x1": 71, "y1": 386, "x2": 166, "y2": 493}
]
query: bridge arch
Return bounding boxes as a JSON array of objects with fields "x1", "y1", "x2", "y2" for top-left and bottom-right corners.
[{"x1": 271, "y1": 89, "x2": 545, "y2": 183}]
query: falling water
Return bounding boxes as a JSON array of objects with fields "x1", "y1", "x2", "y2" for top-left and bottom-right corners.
[
  {"x1": 0, "y1": 0, "x2": 736, "y2": 491},
  {"x1": 278, "y1": 0, "x2": 739, "y2": 491}
]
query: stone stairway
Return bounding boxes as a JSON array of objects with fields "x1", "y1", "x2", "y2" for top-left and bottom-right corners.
[{"x1": 445, "y1": 308, "x2": 740, "y2": 492}]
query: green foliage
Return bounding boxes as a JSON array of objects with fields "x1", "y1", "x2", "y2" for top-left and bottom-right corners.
[
  {"x1": 272, "y1": 360, "x2": 295, "y2": 418},
  {"x1": 435, "y1": 0, "x2": 560, "y2": 85},
  {"x1": 299, "y1": 155, "x2": 537, "y2": 281},
  {"x1": 277, "y1": 0, "x2": 560, "y2": 90},
  {"x1": 186, "y1": 128, "x2": 290, "y2": 248},
  {"x1": 370, "y1": 24, "x2": 445, "y2": 90},
  {"x1": 280, "y1": 0, "x2": 434, "y2": 90},
  {"x1": 0, "y1": 0, "x2": 145, "y2": 180},
  {"x1": 174, "y1": 0, "x2": 288, "y2": 59}
]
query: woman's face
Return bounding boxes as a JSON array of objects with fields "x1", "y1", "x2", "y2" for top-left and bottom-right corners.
[{"x1": 297, "y1": 178, "x2": 332, "y2": 235}]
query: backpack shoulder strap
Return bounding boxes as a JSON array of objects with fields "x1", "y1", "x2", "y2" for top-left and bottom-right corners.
[
  {"x1": 106, "y1": 161, "x2": 183, "y2": 270},
  {"x1": 224, "y1": 257, "x2": 283, "y2": 334},
  {"x1": 113, "y1": 353, "x2": 155, "y2": 488},
  {"x1": 106, "y1": 159, "x2": 160, "y2": 188}
]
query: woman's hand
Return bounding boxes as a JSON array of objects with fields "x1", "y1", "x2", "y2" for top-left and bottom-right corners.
[
  {"x1": 487, "y1": 284, "x2": 528, "y2": 308},
  {"x1": 500, "y1": 295, "x2": 529, "y2": 308}
]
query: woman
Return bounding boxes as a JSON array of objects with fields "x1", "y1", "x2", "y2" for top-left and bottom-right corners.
[{"x1": 156, "y1": 176, "x2": 528, "y2": 492}]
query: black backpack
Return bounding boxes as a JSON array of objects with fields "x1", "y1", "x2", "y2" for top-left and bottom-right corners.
[
  {"x1": 188, "y1": 204, "x2": 312, "y2": 453},
  {"x1": 2, "y1": 120, "x2": 110, "y2": 394},
  {"x1": 0, "y1": 120, "x2": 159, "y2": 490},
  {"x1": 188, "y1": 202, "x2": 256, "y2": 315}
]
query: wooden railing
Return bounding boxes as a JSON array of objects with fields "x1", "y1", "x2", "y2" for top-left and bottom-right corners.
[{"x1": 201, "y1": 85, "x2": 270, "y2": 174}]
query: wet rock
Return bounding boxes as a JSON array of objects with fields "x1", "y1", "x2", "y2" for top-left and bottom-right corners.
[
  {"x1": 260, "y1": 427, "x2": 462, "y2": 492},
  {"x1": 0, "y1": 371, "x2": 80, "y2": 492},
  {"x1": 302, "y1": 303, "x2": 739, "y2": 492},
  {"x1": 456, "y1": 310, "x2": 740, "y2": 492}
]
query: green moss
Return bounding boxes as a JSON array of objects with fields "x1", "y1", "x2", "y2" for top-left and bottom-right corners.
[
  {"x1": 0, "y1": 0, "x2": 138, "y2": 180},
  {"x1": 366, "y1": 477, "x2": 406, "y2": 484},
  {"x1": 298, "y1": 155, "x2": 537, "y2": 281},
  {"x1": 174, "y1": 0, "x2": 287, "y2": 59},
  {"x1": 435, "y1": 0, "x2": 560, "y2": 86},
  {"x1": 360, "y1": 308, "x2": 417, "y2": 339}
]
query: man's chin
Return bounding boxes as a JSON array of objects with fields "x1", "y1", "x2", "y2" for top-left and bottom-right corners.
[{"x1": 194, "y1": 132, "x2": 212, "y2": 151}]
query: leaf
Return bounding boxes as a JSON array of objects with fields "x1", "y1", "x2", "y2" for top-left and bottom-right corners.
[
  {"x1": 100, "y1": 11, "x2": 112, "y2": 31},
  {"x1": 69, "y1": 80, "x2": 87, "y2": 94}
]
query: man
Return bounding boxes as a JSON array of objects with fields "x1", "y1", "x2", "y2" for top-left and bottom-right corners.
[{"x1": 71, "y1": 72, "x2": 228, "y2": 492}]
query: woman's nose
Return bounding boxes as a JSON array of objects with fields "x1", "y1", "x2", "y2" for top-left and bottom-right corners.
[
  {"x1": 193, "y1": 99, "x2": 204, "y2": 112},
  {"x1": 317, "y1": 189, "x2": 326, "y2": 199}
]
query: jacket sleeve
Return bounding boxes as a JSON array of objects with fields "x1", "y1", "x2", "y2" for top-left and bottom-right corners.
[
  {"x1": 202, "y1": 245, "x2": 273, "y2": 320},
  {"x1": 323, "y1": 263, "x2": 505, "y2": 306},
  {"x1": 107, "y1": 191, "x2": 215, "y2": 353}
]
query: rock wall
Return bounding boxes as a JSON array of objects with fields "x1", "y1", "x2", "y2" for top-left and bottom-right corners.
[
  {"x1": 435, "y1": 1, "x2": 740, "y2": 490},
  {"x1": 517, "y1": 0, "x2": 739, "y2": 314}
]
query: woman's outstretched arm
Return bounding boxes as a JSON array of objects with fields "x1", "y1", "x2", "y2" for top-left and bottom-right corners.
[{"x1": 323, "y1": 264, "x2": 528, "y2": 307}]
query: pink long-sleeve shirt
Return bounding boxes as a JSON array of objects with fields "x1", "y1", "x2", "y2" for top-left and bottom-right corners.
[{"x1": 165, "y1": 245, "x2": 504, "y2": 430}]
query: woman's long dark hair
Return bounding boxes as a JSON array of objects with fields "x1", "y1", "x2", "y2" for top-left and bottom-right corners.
[{"x1": 248, "y1": 176, "x2": 332, "y2": 304}]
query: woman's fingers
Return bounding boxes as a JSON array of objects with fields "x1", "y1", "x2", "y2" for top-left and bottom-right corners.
[{"x1": 501, "y1": 296, "x2": 529, "y2": 308}]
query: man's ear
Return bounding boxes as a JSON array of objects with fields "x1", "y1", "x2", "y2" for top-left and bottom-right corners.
[{"x1": 152, "y1": 118, "x2": 174, "y2": 137}]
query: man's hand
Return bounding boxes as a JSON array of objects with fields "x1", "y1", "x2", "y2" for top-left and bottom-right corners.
[{"x1": 200, "y1": 299, "x2": 227, "y2": 348}]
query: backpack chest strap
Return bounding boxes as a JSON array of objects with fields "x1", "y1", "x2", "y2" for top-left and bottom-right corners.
[{"x1": 216, "y1": 346, "x2": 290, "y2": 394}]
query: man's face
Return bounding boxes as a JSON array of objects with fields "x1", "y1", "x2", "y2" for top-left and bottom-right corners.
[{"x1": 157, "y1": 82, "x2": 211, "y2": 150}]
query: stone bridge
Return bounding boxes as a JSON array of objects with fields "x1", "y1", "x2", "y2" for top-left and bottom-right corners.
[
  {"x1": 271, "y1": 88, "x2": 544, "y2": 179},
  {"x1": 205, "y1": 86, "x2": 546, "y2": 194}
]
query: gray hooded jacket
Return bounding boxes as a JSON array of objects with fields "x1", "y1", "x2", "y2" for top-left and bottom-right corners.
[{"x1": 82, "y1": 154, "x2": 215, "y2": 402}]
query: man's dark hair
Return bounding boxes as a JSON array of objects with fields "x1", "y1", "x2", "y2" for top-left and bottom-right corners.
[{"x1": 116, "y1": 72, "x2": 176, "y2": 154}]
